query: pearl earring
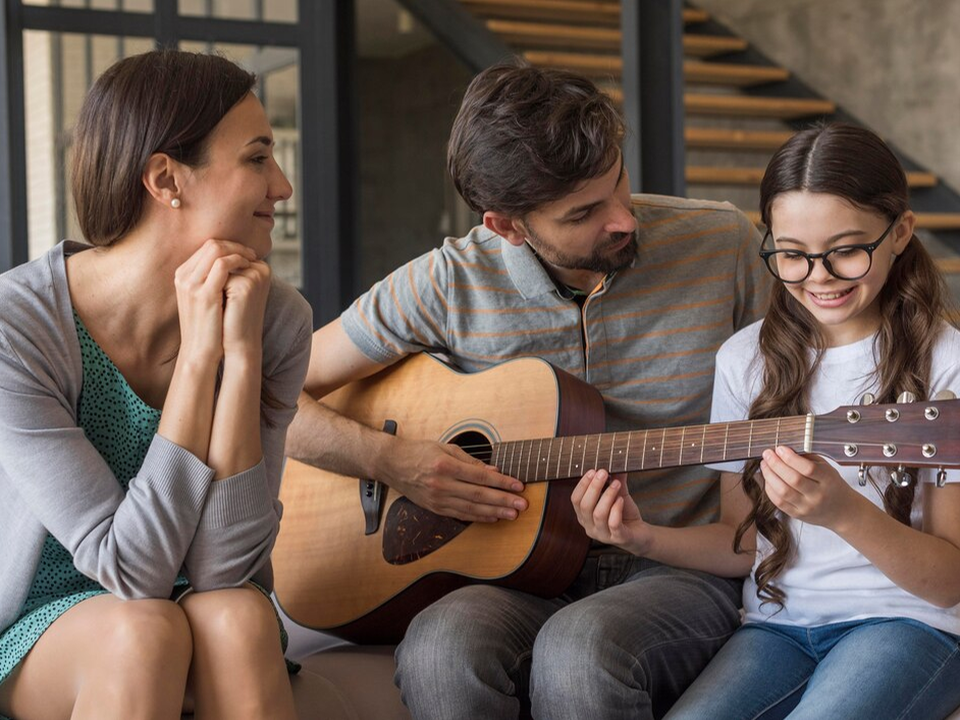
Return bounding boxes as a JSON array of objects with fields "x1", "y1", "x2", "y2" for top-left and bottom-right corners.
[{"x1": 171, "y1": 198, "x2": 181, "y2": 209}]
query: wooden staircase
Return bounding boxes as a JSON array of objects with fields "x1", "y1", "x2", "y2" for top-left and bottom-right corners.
[{"x1": 457, "y1": 0, "x2": 960, "y2": 239}]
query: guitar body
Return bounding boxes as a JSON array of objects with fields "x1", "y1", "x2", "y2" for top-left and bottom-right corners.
[{"x1": 273, "y1": 354, "x2": 606, "y2": 644}]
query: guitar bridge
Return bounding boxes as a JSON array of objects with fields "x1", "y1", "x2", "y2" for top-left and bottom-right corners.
[{"x1": 360, "y1": 420, "x2": 396, "y2": 535}]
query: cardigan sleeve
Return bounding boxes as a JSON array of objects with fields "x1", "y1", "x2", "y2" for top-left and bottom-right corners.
[
  {"x1": 180, "y1": 280, "x2": 313, "y2": 592},
  {"x1": 0, "y1": 326, "x2": 215, "y2": 599}
]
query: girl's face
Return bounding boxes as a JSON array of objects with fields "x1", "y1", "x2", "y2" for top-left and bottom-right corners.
[
  {"x1": 767, "y1": 191, "x2": 913, "y2": 347},
  {"x1": 179, "y1": 93, "x2": 292, "y2": 259}
]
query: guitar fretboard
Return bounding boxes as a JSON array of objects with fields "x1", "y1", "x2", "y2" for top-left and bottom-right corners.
[{"x1": 489, "y1": 415, "x2": 812, "y2": 483}]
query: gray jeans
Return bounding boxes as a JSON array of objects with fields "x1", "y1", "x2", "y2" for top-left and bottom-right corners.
[{"x1": 394, "y1": 554, "x2": 742, "y2": 720}]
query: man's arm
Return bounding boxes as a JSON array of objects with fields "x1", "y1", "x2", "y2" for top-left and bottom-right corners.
[{"x1": 286, "y1": 318, "x2": 528, "y2": 522}]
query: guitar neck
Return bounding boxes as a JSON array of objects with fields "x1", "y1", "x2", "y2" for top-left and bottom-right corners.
[{"x1": 490, "y1": 415, "x2": 813, "y2": 484}]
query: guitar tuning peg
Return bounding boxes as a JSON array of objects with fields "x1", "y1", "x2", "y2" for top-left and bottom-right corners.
[
  {"x1": 858, "y1": 464, "x2": 868, "y2": 487},
  {"x1": 859, "y1": 393, "x2": 876, "y2": 406},
  {"x1": 933, "y1": 390, "x2": 957, "y2": 401},
  {"x1": 889, "y1": 465, "x2": 912, "y2": 488},
  {"x1": 896, "y1": 391, "x2": 916, "y2": 404},
  {"x1": 937, "y1": 468, "x2": 948, "y2": 488}
]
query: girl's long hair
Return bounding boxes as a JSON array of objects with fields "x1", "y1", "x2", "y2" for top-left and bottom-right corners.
[{"x1": 734, "y1": 123, "x2": 952, "y2": 609}]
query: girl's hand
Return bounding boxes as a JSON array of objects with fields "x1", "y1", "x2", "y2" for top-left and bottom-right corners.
[
  {"x1": 174, "y1": 239, "x2": 256, "y2": 367},
  {"x1": 221, "y1": 259, "x2": 271, "y2": 360},
  {"x1": 571, "y1": 469, "x2": 652, "y2": 555},
  {"x1": 760, "y1": 446, "x2": 863, "y2": 530}
]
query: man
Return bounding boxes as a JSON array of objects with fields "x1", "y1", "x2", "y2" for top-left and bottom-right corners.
[{"x1": 287, "y1": 64, "x2": 770, "y2": 719}]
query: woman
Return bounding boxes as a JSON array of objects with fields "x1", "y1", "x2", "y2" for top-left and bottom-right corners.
[
  {"x1": 0, "y1": 50, "x2": 311, "y2": 719},
  {"x1": 574, "y1": 124, "x2": 960, "y2": 719}
]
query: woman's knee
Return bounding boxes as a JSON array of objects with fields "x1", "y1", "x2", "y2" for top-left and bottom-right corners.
[
  {"x1": 179, "y1": 585, "x2": 279, "y2": 652},
  {"x1": 105, "y1": 598, "x2": 192, "y2": 665}
]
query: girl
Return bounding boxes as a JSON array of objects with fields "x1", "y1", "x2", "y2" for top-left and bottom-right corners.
[
  {"x1": 0, "y1": 50, "x2": 311, "y2": 719},
  {"x1": 573, "y1": 123, "x2": 960, "y2": 719}
]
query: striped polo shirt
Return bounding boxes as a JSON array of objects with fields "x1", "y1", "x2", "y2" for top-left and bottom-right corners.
[{"x1": 341, "y1": 193, "x2": 771, "y2": 528}]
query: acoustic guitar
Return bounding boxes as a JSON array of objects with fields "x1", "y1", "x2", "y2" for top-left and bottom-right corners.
[{"x1": 273, "y1": 353, "x2": 960, "y2": 644}]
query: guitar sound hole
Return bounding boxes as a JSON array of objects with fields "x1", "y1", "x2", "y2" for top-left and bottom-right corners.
[{"x1": 449, "y1": 431, "x2": 492, "y2": 465}]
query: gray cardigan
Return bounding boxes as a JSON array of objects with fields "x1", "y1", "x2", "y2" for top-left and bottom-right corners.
[{"x1": 0, "y1": 241, "x2": 312, "y2": 633}]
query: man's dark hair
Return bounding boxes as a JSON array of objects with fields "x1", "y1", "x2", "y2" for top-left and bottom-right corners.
[{"x1": 447, "y1": 63, "x2": 625, "y2": 217}]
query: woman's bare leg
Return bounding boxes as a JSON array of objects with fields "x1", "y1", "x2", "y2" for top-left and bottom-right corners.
[
  {"x1": 0, "y1": 594, "x2": 192, "y2": 720},
  {"x1": 179, "y1": 586, "x2": 296, "y2": 720}
]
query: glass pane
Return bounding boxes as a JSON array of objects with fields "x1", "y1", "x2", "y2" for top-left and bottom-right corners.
[
  {"x1": 179, "y1": 0, "x2": 296, "y2": 23},
  {"x1": 23, "y1": 0, "x2": 154, "y2": 11},
  {"x1": 24, "y1": 31, "x2": 154, "y2": 260},
  {"x1": 179, "y1": 41, "x2": 302, "y2": 287}
]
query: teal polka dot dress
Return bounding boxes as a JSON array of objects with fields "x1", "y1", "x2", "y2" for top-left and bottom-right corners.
[{"x1": 0, "y1": 310, "x2": 186, "y2": 688}]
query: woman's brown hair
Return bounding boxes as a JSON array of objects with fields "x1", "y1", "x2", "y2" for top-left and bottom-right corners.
[
  {"x1": 71, "y1": 49, "x2": 256, "y2": 246},
  {"x1": 734, "y1": 123, "x2": 952, "y2": 609}
]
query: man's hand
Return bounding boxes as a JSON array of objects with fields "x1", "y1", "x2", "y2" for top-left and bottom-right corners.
[{"x1": 381, "y1": 436, "x2": 528, "y2": 523}]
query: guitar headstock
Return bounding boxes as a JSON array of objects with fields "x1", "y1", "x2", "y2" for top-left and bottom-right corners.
[{"x1": 810, "y1": 394, "x2": 960, "y2": 471}]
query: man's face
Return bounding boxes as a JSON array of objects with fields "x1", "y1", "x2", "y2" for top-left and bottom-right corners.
[{"x1": 519, "y1": 155, "x2": 638, "y2": 276}]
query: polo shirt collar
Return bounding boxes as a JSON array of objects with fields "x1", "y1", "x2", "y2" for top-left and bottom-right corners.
[{"x1": 499, "y1": 234, "x2": 561, "y2": 299}]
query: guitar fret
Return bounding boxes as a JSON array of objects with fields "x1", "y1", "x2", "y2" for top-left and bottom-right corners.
[
  {"x1": 748, "y1": 421, "x2": 754, "y2": 456},
  {"x1": 581, "y1": 437, "x2": 588, "y2": 475},
  {"x1": 723, "y1": 424, "x2": 729, "y2": 461},
  {"x1": 641, "y1": 430, "x2": 648, "y2": 470},
  {"x1": 625, "y1": 432, "x2": 632, "y2": 472},
  {"x1": 555, "y1": 437, "x2": 564, "y2": 481},
  {"x1": 610, "y1": 432, "x2": 617, "y2": 474},
  {"x1": 538, "y1": 439, "x2": 547, "y2": 482},
  {"x1": 595, "y1": 434, "x2": 601, "y2": 471},
  {"x1": 659, "y1": 428, "x2": 666, "y2": 467},
  {"x1": 679, "y1": 427, "x2": 687, "y2": 465},
  {"x1": 699, "y1": 424, "x2": 706, "y2": 464},
  {"x1": 776, "y1": 418, "x2": 781, "y2": 447}
]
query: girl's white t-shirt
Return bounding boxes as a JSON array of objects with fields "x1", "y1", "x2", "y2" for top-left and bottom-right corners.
[{"x1": 710, "y1": 319, "x2": 960, "y2": 636}]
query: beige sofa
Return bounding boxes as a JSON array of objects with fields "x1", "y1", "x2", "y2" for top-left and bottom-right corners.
[{"x1": 280, "y1": 608, "x2": 409, "y2": 720}]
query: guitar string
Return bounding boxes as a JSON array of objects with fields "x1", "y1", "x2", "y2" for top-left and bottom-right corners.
[
  {"x1": 457, "y1": 431, "x2": 945, "y2": 469},
  {"x1": 451, "y1": 419, "x2": 937, "y2": 455}
]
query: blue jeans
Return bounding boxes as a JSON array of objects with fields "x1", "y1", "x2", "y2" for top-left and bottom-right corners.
[
  {"x1": 393, "y1": 555, "x2": 742, "y2": 720},
  {"x1": 665, "y1": 617, "x2": 960, "y2": 720}
]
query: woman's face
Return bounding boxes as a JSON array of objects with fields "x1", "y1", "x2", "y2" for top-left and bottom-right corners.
[
  {"x1": 767, "y1": 190, "x2": 913, "y2": 347},
  {"x1": 179, "y1": 93, "x2": 292, "y2": 259}
]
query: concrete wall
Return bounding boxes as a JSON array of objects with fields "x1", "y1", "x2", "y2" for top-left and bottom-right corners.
[
  {"x1": 692, "y1": 0, "x2": 960, "y2": 192},
  {"x1": 357, "y1": 43, "x2": 476, "y2": 291}
]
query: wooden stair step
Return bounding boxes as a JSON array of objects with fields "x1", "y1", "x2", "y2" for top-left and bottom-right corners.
[
  {"x1": 744, "y1": 211, "x2": 960, "y2": 231},
  {"x1": 489, "y1": 19, "x2": 620, "y2": 49},
  {"x1": 461, "y1": 0, "x2": 708, "y2": 26},
  {"x1": 685, "y1": 127, "x2": 795, "y2": 151},
  {"x1": 524, "y1": 51, "x2": 788, "y2": 87},
  {"x1": 602, "y1": 87, "x2": 836, "y2": 119},
  {"x1": 523, "y1": 50, "x2": 620, "y2": 75},
  {"x1": 684, "y1": 35, "x2": 748, "y2": 58},
  {"x1": 687, "y1": 167, "x2": 765, "y2": 185},
  {"x1": 685, "y1": 93, "x2": 836, "y2": 119},
  {"x1": 685, "y1": 60, "x2": 789, "y2": 86},
  {"x1": 689, "y1": 167, "x2": 937, "y2": 187},
  {"x1": 519, "y1": 35, "x2": 746, "y2": 61},
  {"x1": 912, "y1": 213, "x2": 960, "y2": 230},
  {"x1": 936, "y1": 258, "x2": 960, "y2": 273}
]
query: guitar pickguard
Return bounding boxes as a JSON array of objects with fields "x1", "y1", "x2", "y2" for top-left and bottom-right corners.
[{"x1": 381, "y1": 497, "x2": 471, "y2": 565}]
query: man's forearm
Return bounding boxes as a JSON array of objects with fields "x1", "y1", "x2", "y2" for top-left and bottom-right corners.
[{"x1": 286, "y1": 391, "x2": 391, "y2": 480}]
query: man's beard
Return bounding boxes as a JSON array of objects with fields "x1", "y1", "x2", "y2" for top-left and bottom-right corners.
[{"x1": 526, "y1": 225, "x2": 638, "y2": 275}]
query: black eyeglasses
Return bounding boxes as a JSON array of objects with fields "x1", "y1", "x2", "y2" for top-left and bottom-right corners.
[{"x1": 758, "y1": 217, "x2": 899, "y2": 283}]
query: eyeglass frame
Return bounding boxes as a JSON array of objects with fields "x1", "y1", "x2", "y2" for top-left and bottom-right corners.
[{"x1": 758, "y1": 216, "x2": 900, "y2": 284}]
